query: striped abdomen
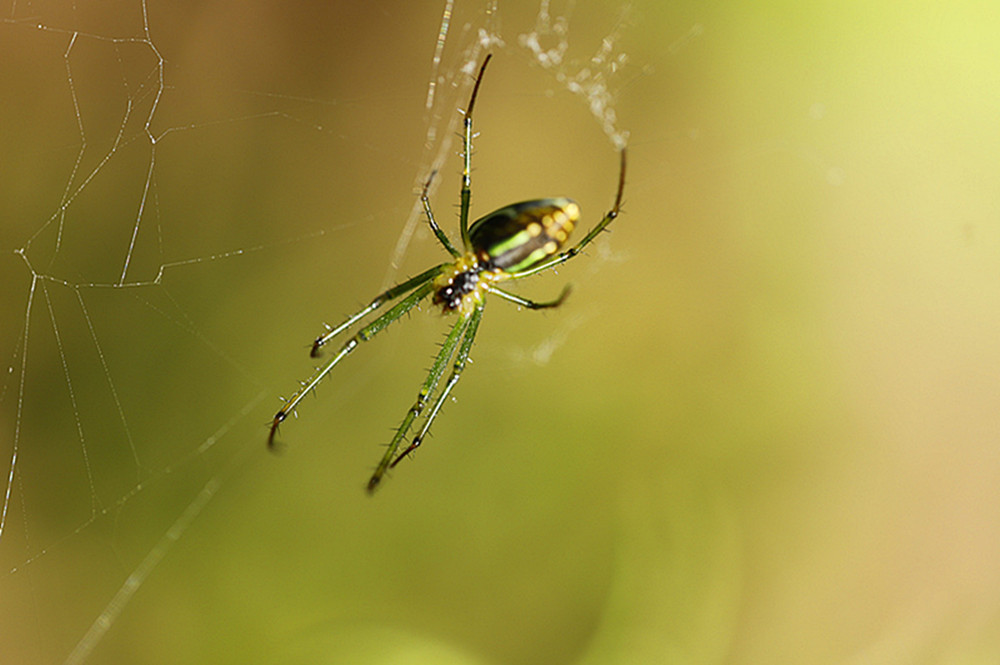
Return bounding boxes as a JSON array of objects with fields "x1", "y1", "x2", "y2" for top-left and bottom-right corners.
[{"x1": 469, "y1": 198, "x2": 580, "y2": 273}]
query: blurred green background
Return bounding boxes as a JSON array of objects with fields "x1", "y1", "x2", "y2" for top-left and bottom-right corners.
[{"x1": 2, "y1": 1, "x2": 999, "y2": 663}]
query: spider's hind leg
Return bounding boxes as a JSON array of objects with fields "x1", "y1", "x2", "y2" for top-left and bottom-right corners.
[
  {"x1": 367, "y1": 306, "x2": 481, "y2": 492},
  {"x1": 389, "y1": 302, "x2": 484, "y2": 473}
]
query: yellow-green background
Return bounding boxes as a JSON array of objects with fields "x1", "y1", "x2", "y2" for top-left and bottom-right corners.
[{"x1": 2, "y1": 1, "x2": 999, "y2": 663}]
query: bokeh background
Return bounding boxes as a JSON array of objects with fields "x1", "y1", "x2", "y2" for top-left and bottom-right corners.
[{"x1": 2, "y1": 1, "x2": 999, "y2": 663}]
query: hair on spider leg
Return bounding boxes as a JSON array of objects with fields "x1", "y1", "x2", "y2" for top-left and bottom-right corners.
[{"x1": 269, "y1": 54, "x2": 627, "y2": 492}]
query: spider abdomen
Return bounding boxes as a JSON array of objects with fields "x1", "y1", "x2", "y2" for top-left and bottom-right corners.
[{"x1": 469, "y1": 198, "x2": 580, "y2": 272}]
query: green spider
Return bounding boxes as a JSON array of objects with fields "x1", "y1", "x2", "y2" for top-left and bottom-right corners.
[{"x1": 269, "y1": 55, "x2": 626, "y2": 492}]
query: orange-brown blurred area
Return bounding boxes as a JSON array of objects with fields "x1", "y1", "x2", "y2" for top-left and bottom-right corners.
[{"x1": 1, "y1": 2, "x2": 999, "y2": 664}]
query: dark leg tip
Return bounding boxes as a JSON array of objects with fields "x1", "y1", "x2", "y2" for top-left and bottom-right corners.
[
  {"x1": 390, "y1": 438, "x2": 421, "y2": 469},
  {"x1": 267, "y1": 412, "x2": 286, "y2": 451}
]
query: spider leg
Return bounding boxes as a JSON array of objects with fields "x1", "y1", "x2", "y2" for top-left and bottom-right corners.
[
  {"x1": 366, "y1": 307, "x2": 479, "y2": 492},
  {"x1": 506, "y1": 148, "x2": 627, "y2": 280},
  {"x1": 388, "y1": 302, "x2": 485, "y2": 473},
  {"x1": 487, "y1": 284, "x2": 571, "y2": 310},
  {"x1": 311, "y1": 264, "x2": 446, "y2": 356},
  {"x1": 421, "y1": 170, "x2": 461, "y2": 257},
  {"x1": 269, "y1": 279, "x2": 437, "y2": 449},
  {"x1": 459, "y1": 54, "x2": 493, "y2": 252}
]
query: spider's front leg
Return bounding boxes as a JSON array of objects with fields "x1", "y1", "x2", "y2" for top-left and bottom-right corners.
[{"x1": 506, "y1": 148, "x2": 627, "y2": 281}]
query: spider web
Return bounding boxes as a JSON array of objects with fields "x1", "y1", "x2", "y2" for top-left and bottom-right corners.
[
  {"x1": 9, "y1": 2, "x2": 998, "y2": 663},
  {"x1": 0, "y1": 2, "x2": 635, "y2": 663}
]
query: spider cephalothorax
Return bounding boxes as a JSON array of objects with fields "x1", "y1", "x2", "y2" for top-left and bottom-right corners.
[
  {"x1": 269, "y1": 55, "x2": 626, "y2": 492},
  {"x1": 432, "y1": 254, "x2": 494, "y2": 314}
]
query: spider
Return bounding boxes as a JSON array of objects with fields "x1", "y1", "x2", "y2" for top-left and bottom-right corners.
[{"x1": 268, "y1": 54, "x2": 626, "y2": 492}]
